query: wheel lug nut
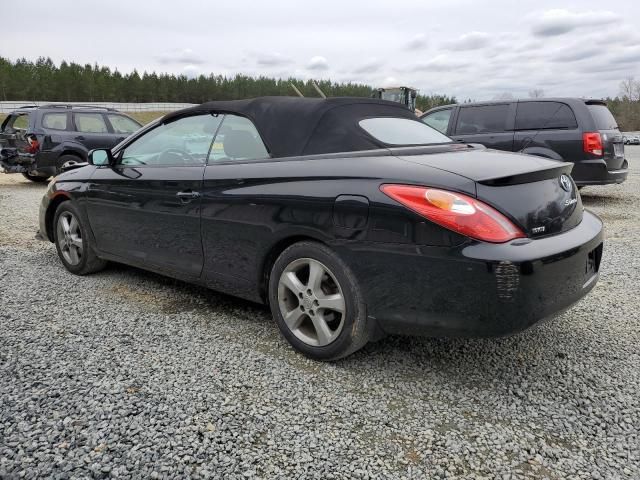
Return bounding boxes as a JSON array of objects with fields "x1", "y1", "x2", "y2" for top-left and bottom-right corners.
[
  {"x1": 314, "y1": 300, "x2": 319, "y2": 306},
  {"x1": 306, "y1": 289, "x2": 312, "y2": 295},
  {"x1": 309, "y1": 310, "x2": 315, "y2": 316},
  {"x1": 298, "y1": 292, "x2": 303, "y2": 299},
  {"x1": 299, "y1": 305, "x2": 304, "y2": 311}
]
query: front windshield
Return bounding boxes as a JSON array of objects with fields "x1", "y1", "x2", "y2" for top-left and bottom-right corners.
[
  {"x1": 359, "y1": 117, "x2": 452, "y2": 145},
  {"x1": 381, "y1": 90, "x2": 404, "y2": 103}
]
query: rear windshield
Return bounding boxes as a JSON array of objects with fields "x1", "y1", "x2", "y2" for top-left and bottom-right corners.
[
  {"x1": 588, "y1": 104, "x2": 618, "y2": 130},
  {"x1": 359, "y1": 117, "x2": 452, "y2": 145}
]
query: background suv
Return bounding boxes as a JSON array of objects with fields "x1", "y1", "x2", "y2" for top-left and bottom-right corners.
[
  {"x1": 0, "y1": 104, "x2": 141, "y2": 181},
  {"x1": 421, "y1": 98, "x2": 628, "y2": 186}
]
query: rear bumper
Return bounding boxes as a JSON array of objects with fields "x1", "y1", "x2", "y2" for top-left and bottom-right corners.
[
  {"x1": 341, "y1": 211, "x2": 603, "y2": 337},
  {"x1": 0, "y1": 149, "x2": 55, "y2": 176},
  {"x1": 0, "y1": 148, "x2": 34, "y2": 174},
  {"x1": 571, "y1": 158, "x2": 628, "y2": 186}
]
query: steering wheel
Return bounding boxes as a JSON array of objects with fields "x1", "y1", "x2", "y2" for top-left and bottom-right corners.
[{"x1": 157, "y1": 148, "x2": 194, "y2": 165}]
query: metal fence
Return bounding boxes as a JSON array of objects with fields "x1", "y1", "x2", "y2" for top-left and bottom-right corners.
[{"x1": 0, "y1": 101, "x2": 196, "y2": 113}]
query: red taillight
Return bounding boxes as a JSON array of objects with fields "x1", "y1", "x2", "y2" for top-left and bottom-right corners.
[
  {"x1": 381, "y1": 185, "x2": 526, "y2": 243},
  {"x1": 26, "y1": 135, "x2": 40, "y2": 154},
  {"x1": 583, "y1": 132, "x2": 602, "y2": 156}
]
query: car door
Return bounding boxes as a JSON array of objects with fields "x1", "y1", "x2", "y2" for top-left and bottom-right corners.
[
  {"x1": 200, "y1": 114, "x2": 273, "y2": 297},
  {"x1": 450, "y1": 103, "x2": 515, "y2": 151},
  {"x1": 512, "y1": 101, "x2": 581, "y2": 160},
  {"x1": 85, "y1": 113, "x2": 222, "y2": 279},
  {"x1": 72, "y1": 112, "x2": 120, "y2": 149}
]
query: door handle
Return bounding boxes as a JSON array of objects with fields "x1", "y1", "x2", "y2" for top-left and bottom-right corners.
[
  {"x1": 75, "y1": 136, "x2": 86, "y2": 141},
  {"x1": 176, "y1": 190, "x2": 201, "y2": 201}
]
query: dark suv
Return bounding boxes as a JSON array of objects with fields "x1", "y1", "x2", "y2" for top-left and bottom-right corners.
[
  {"x1": 421, "y1": 98, "x2": 628, "y2": 186},
  {"x1": 0, "y1": 104, "x2": 142, "y2": 182}
]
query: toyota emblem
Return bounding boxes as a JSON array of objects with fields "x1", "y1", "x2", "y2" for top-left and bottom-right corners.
[{"x1": 560, "y1": 174, "x2": 572, "y2": 192}]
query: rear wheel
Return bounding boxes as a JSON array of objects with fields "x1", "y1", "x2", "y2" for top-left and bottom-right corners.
[
  {"x1": 268, "y1": 241, "x2": 371, "y2": 361},
  {"x1": 53, "y1": 202, "x2": 107, "y2": 275},
  {"x1": 21, "y1": 172, "x2": 49, "y2": 182}
]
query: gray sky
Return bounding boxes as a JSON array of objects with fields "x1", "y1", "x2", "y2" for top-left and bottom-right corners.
[{"x1": 2, "y1": 0, "x2": 639, "y2": 100}]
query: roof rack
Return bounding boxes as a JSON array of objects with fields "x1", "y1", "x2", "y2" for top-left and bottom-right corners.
[
  {"x1": 38, "y1": 104, "x2": 117, "y2": 111},
  {"x1": 17, "y1": 105, "x2": 39, "y2": 109}
]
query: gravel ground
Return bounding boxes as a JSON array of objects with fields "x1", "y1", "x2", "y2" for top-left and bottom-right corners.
[{"x1": 1, "y1": 150, "x2": 639, "y2": 479}]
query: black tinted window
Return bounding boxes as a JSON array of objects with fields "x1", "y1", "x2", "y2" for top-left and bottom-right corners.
[
  {"x1": 587, "y1": 104, "x2": 618, "y2": 130},
  {"x1": 515, "y1": 102, "x2": 577, "y2": 130},
  {"x1": 455, "y1": 105, "x2": 509, "y2": 134}
]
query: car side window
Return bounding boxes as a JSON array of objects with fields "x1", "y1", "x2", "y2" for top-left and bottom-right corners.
[
  {"x1": 422, "y1": 108, "x2": 452, "y2": 134},
  {"x1": 455, "y1": 104, "x2": 509, "y2": 135},
  {"x1": 107, "y1": 114, "x2": 141, "y2": 134},
  {"x1": 74, "y1": 113, "x2": 108, "y2": 133},
  {"x1": 515, "y1": 102, "x2": 577, "y2": 130},
  {"x1": 208, "y1": 114, "x2": 269, "y2": 163},
  {"x1": 42, "y1": 113, "x2": 68, "y2": 130},
  {"x1": 119, "y1": 114, "x2": 222, "y2": 167}
]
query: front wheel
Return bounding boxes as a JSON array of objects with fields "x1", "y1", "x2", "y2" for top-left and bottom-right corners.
[
  {"x1": 268, "y1": 241, "x2": 371, "y2": 361},
  {"x1": 53, "y1": 201, "x2": 107, "y2": 275}
]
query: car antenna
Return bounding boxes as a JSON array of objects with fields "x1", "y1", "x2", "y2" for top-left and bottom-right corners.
[
  {"x1": 312, "y1": 81, "x2": 327, "y2": 98},
  {"x1": 290, "y1": 83, "x2": 305, "y2": 97}
]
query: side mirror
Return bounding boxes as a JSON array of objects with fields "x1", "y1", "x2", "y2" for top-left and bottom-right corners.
[{"x1": 88, "y1": 149, "x2": 113, "y2": 166}]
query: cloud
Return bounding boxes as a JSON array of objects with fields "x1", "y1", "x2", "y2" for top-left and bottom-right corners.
[
  {"x1": 352, "y1": 58, "x2": 383, "y2": 74},
  {"x1": 552, "y1": 46, "x2": 601, "y2": 63},
  {"x1": 411, "y1": 55, "x2": 466, "y2": 72},
  {"x1": 307, "y1": 56, "x2": 329, "y2": 71},
  {"x1": 254, "y1": 52, "x2": 292, "y2": 67},
  {"x1": 610, "y1": 47, "x2": 640, "y2": 64},
  {"x1": 444, "y1": 31, "x2": 491, "y2": 51},
  {"x1": 156, "y1": 48, "x2": 204, "y2": 65},
  {"x1": 406, "y1": 33, "x2": 427, "y2": 50},
  {"x1": 182, "y1": 64, "x2": 201, "y2": 78},
  {"x1": 532, "y1": 9, "x2": 620, "y2": 37},
  {"x1": 381, "y1": 77, "x2": 400, "y2": 88}
]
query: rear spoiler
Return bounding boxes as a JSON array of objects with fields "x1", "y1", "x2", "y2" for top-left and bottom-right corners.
[{"x1": 477, "y1": 162, "x2": 574, "y2": 186}]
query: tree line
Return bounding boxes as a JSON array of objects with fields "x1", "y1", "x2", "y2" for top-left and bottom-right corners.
[{"x1": 0, "y1": 57, "x2": 454, "y2": 112}]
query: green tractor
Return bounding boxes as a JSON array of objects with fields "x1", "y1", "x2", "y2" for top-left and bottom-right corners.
[{"x1": 372, "y1": 86, "x2": 418, "y2": 112}]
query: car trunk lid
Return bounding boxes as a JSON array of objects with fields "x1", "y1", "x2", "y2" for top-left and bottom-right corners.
[{"x1": 395, "y1": 146, "x2": 583, "y2": 237}]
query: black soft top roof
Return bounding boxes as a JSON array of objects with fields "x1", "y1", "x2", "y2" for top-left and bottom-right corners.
[{"x1": 162, "y1": 96, "x2": 419, "y2": 158}]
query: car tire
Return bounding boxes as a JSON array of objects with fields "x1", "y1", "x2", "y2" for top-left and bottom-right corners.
[
  {"x1": 53, "y1": 201, "x2": 107, "y2": 275},
  {"x1": 56, "y1": 154, "x2": 84, "y2": 174},
  {"x1": 268, "y1": 241, "x2": 371, "y2": 361},
  {"x1": 21, "y1": 172, "x2": 50, "y2": 182}
]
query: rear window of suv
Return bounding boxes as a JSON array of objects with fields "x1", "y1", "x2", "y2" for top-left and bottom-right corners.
[
  {"x1": 515, "y1": 102, "x2": 577, "y2": 130},
  {"x1": 588, "y1": 104, "x2": 618, "y2": 130}
]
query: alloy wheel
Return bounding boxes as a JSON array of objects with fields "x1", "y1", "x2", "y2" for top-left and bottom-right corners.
[
  {"x1": 56, "y1": 211, "x2": 83, "y2": 266},
  {"x1": 277, "y1": 258, "x2": 346, "y2": 347}
]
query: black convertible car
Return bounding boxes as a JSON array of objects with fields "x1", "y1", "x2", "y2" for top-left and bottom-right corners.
[{"x1": 39, "y1": 97, "x2": 603, "y2": 360}]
